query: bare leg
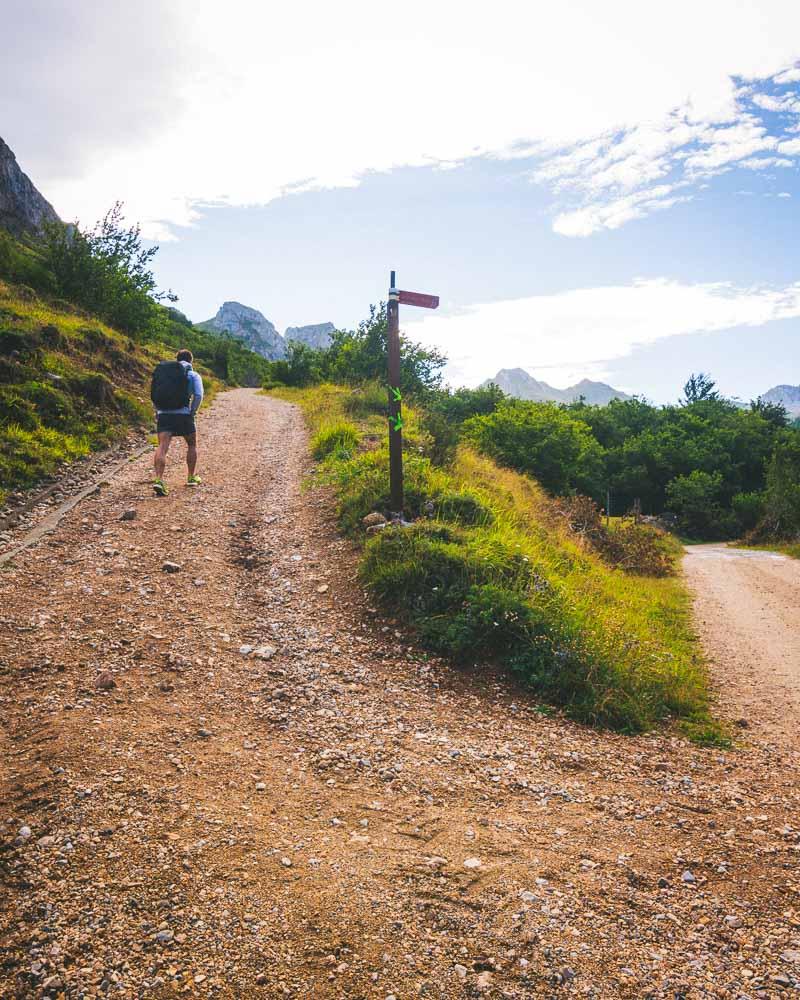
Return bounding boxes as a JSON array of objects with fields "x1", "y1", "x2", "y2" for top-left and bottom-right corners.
[
  {"x1": 186, "y1": 433, "x2": 198, "y2": 477},
  {"x1": 154, "y1": 432, "x2": 172, "y2": 479}
]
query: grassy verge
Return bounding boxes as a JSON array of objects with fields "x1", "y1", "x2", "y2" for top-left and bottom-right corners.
[
  {"x1": 269, "y1": 383, "x2": 725, "y2": 742},
  {"x1": 0, "y1": 279, "x2": 221, "y2": 504}
]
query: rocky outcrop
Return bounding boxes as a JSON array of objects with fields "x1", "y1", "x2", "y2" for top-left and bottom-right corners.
[
  {"x1": 0, "y1": 136, "x2": 60, "y2": 235},
  {"x1": 760, "y1": 384, "x2": 800, "y2": 418},
  {"x1": 482, "y1": 367, "x2": 631, "y2": 405},
  {"x1": 197, "y1": 302, "x2": 287, "y2": 360},
  {"x1": 285, "y1": 322, "x2": 335, "y2": 351}
]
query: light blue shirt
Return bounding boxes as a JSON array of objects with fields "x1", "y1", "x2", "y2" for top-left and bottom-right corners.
[{"x1": 157, "y1": 361, "x2": 204, "y2": 416}]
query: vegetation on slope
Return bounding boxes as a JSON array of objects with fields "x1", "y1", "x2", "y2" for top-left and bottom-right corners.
[{"x1": 269, "y1": 382, "x2": 722, "y2": 741}]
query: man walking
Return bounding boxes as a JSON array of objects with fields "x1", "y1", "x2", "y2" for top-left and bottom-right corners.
[{"x1": 150, "y1": 349, "x2": 204, "y2": 496}]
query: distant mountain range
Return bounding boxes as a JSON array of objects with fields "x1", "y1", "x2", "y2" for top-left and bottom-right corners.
[
  {"x1": 759, "y1": 384, "x2": 800, "y2": 418},
  {"x1": 196, "y1": 302, "x2": 335, "y2": 360},
  {"x1": 482, "y1": 368, "x2": 632, "y2": 405}
]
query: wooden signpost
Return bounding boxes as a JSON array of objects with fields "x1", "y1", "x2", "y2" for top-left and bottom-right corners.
[{"x1": 387, "y1": 270, "x2": 439, "y2": 517}]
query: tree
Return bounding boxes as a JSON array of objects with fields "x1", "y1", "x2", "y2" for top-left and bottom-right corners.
[
  {"x1": 665, "y1": 470, "x2": 733, "y2": 539},
  {"x1": 749, "y1": 398, "x2": 789, "y2": 429},
  {"x1": 324, "y1": 303, "x2": 446, "y2": 393},
  {"x1": 682, "y1": 372, "x2": 719, "y2": 405},
  {"x1": 43, "y1": 202, "x2": 176, "y2": 336},
  {"x1": 264, "y1": 342, "x2": 324, "y2": 387},
  {"x1": 754, "y1": 430, "x2": 800, "y2": 539}
]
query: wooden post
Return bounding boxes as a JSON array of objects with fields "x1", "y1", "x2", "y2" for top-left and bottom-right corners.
[
  {"x1": 387, "y1": 271, "x2": 403, "y2": 517},
  {"x1": 606, "y1": 487, "x2": 612, "y2": 528}
]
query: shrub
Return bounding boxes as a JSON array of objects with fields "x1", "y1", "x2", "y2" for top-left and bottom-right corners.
[
  {"x1": 311, "y1": 420, "x2": 360, "y2": 461},
  {"x1": 464, "y1": 401, "x2": 605, "y2": 497},
  {"x1": 732, "y1": 491, "x2": 766, "y2": 534},
  {"x1": 555, "y1": 494, "x2": 674, "y2": 576},
  {"x1": 666, "y1": 470, "x2": 736, "y2": 540}
]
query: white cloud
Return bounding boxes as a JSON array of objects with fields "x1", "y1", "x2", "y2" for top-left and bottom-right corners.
[
  {"x1": 404, "y1": 279, "x2": 800, "y2": 387},
  {"x1": 552, "y1": 185, "x2": 691, "y2": 237},
  {"x1": 535, "y1": 68, "x2": 800, "y2": 235},
  {"x1": 774, "y1": 67, "x2": 800, "y2": 84},
  {"x1": 740, "y1": 156, "x2": 794, "y2": 168},
  {"x1": 3, "y1": 1, "x2": 800, "y2": 237}
]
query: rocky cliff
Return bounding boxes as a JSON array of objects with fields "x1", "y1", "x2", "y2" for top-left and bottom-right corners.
[
  {"x1": 0, "y1": 136, "x2": 60, "y2": 235},
  {"x1": 285, "y1": 322, "x2": 335, "y2": 351},
  {"x1": 482, "y1": 367, "x2": 631, "y2": 405},
  {"x1": 199, "y1": 305, "x2": 338, "y2": 360},
  {"x1": 197, "y1": 302, "x2": 287, "y2": 360}
]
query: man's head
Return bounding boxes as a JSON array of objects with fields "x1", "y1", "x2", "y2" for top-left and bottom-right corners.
[{"x1": 176, "y1": 349, "x2": 193, "y2": 364}]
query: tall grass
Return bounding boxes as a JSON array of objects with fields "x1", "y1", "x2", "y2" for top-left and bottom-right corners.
[{"x1": 266, "y1": 384, "x2": 723, "y2": 739}]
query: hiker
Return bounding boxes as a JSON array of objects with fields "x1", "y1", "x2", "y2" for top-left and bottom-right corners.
[{"x1": 150, "y1": 349, "x2": 204, "y2": 496}]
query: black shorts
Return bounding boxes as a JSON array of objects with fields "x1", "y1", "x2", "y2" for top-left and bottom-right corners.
[{"x1": 157, "y1": 412, "x2": 196, "y2": 438}]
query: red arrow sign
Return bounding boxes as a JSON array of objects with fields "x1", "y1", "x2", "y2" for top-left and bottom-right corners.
[{"x1": 398, "y1": 290, "x2": 439, "y2": 309}]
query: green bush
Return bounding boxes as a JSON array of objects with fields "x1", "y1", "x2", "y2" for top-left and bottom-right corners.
[
  {"x1": 732, "y1": 491, "x2": 766, "y2": 534},
  {"x1": 665, "y1": 470, "x2": 735, "y2": 540},
  {"x1": 465, "y1": 401, "x2": 605, "y2": 497},
  {"x1": 311, "y1": 420, "x2": 360, "y2": 461}
]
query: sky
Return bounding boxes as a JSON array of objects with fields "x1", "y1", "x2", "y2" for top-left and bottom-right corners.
[{"x1": 2, "y1": 0, "x2": 799, "y2": 402}]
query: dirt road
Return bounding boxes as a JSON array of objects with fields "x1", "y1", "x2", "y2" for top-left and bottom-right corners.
[
  {"x1": 2, "y1": 390, "x2": 800, "y2": 999},
  {"x1": 684, "y1": 544, "x2": 800, "y2": 745}
]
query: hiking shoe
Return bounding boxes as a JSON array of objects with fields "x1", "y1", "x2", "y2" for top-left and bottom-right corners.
[
  {"x1": 187, "y1": 475, "x2": 202, "y2": 487},
  {"x1": 153, "y1": 479, "x2": 169, "y2": 497}
]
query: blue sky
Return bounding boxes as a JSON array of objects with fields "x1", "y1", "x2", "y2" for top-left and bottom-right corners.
[{"x1": 3, "y1": 1, "x2": 799, "y2": 401}]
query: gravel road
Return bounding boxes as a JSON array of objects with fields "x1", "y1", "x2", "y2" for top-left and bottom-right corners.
[
  {"x1": 684, "y1": 543, "x2": 800, "y2": 746},
  {"x1": 2, "y1": 390, "x2": 800, "y2": 999}
]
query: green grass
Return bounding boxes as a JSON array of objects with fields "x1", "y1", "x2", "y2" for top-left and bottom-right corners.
[
  {"x1": 312, "y1": 420, "x2": 360, "y2": 460},
  {"x1": 267, "y1": 383, "x2": 725, "y2": 740}
]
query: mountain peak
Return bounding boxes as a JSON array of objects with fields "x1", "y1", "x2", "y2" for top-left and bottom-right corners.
[
  {"x1": 285, "y1": 322, "x2": 335, "y2": 351},
  {"x1": 482, "y1": 368, "x2": 631, "y2": 405},
  {"x1": 760, "y1": 383, "x2": 800, "y2": 417}
]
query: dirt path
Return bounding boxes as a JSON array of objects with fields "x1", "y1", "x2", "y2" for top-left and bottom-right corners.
[
  {"x1": 684, "y1": 544, "x2": 800, "y2": 745},
  {"x1": 3, "y1": 390, "x2": 800, "y2": 999}
]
